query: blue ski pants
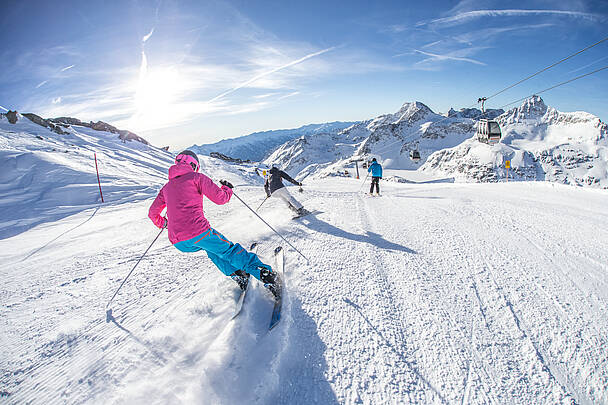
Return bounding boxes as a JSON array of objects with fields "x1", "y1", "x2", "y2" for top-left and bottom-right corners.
[{"x1": 173, "y1": 228, "x2": 269, "y2": 280}]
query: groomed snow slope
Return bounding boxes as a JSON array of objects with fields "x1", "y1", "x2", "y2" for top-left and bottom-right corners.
[
  {"x1": 0, "y1": 114, "x2": 174, "y2": 239},
  {"x1": 2, "y1": 175, "x2": 607, "y2": 404}
]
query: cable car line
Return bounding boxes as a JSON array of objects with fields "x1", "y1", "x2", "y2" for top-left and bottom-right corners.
[
  {"x1": 484, "y1": 36, "x2": 608, "y2": 101},
  {"x1": 497, "y1": 65, "x2": 608, "y2": 110},
  {"x1": 358, "y1": 38, "x2": 608, "y2": 158}
]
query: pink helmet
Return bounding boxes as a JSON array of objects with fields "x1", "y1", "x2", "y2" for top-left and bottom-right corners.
[{"x1": 175, "y1": 150, "x2": 200, "y2": 172}]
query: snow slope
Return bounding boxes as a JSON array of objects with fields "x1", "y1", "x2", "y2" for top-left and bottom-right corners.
[
  {"x1": 0, "y1": 113, "x2": 173, "y2": 239},
  {"x1": 2, "y1": 165, "x2": 607, "y2": 403}
]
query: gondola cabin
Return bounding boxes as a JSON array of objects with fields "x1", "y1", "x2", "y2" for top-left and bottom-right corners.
[
  {"x1": 476, "y1": 119, "x2": 501, "y2": 144},
  {"x1": 410, "y1": 150, "x2": 421, "y2": 162}
]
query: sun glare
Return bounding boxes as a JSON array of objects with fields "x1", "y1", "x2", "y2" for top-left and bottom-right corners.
[{"x1": 130, "y1": 67, "x2": 185, "y2": 131}]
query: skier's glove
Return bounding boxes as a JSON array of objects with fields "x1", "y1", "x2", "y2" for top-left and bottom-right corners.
[
  {"x1": 157, "y1": 216, "x2": 168, "y2": 229},
  {"x1": 220, "y1": 180, "x2": 234, "y2": 189}
]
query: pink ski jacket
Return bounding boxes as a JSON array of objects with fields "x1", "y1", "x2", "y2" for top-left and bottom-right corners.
[{"x1": 148, "y1": 163, "x2": 233, "y2": 244}]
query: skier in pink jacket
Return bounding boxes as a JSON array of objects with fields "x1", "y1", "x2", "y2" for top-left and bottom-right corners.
[{"x1": 148, "y1": 150, "x2": 280, "y2": 298}]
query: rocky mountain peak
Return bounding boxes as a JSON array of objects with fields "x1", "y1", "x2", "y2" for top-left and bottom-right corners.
[
  {"x1": 396, "y1": 101, "x2": 433, "y2": 123},
  {"x1": 448, "y1": 107, "x2": 504, "y2": 120},
  {"x1": 503, "y1": 95, "x2": 548, "y2": 122}
]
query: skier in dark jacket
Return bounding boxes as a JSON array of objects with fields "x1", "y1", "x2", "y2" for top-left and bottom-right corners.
[
  {"x1": 368, "y1": 158, "x2": 383, "y2": 196},
  {"x1": 264, "y1": 166, "x2": 308, "y2": 216}
]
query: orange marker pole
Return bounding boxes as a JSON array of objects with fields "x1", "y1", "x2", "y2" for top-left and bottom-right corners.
[{"x1": 94, "y1": 152, "x2": 104, "y2": 203}]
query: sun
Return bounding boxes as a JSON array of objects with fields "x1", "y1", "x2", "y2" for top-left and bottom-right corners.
[{"x1": 130, "y1": 66, "x2": 185, "y2": 131}]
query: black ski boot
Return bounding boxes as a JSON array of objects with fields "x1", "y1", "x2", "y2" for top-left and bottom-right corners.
[
  {"x1": 259, "y1": 267, "x2": 281, "y2": 300},
  {"x1": 230, "y1": 270, "x2": 250, "y2": 291},
  {"x1": 296, "y1": 207, "x2": 309, "y2": 216}
]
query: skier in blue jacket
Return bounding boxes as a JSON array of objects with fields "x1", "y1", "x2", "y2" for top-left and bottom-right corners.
[{"x1": 368, "y1": 158, "x2": 383, "y2": 195}]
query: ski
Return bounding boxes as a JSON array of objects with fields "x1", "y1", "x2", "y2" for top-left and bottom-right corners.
[
  {"x1": 291, "y1": 209, "x2": 321, "y2": 220},
  {"x1": 269, "y1": 246, "x2": 284, "y2": 330},
  {"x1": 231, "y1": 242, "x2": 257, "y2": 319}
]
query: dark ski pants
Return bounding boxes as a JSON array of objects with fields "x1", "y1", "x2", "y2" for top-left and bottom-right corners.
[
  {"x1": 370, "y1": 176, "x2": 380, "y2": 194},
  {"x1": 173, "y1": 228, "x2": 270, "y2": 280}
]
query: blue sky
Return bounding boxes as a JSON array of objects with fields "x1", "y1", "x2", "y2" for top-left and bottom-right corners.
[{"x1": 1, "y1": 0, "x2": 607, "y2": 149}]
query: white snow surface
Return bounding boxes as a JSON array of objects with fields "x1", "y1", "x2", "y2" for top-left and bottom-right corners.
[
  {"x1": 0, "y1": 113, "x2": 174, "y2": 239},
  {"x1": 1, "y1": 121, "x2": 608, "y2": 404}
]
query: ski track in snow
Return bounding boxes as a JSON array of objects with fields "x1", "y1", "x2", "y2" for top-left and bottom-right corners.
[{"x1": 1, "y1": 179, "x2": 608, "y2": 404}]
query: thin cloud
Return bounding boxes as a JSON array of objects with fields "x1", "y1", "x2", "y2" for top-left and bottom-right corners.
[
  {"x1": 52, "y1": 97, "x2": 62, "y2": 104},
  {"x1": 207, "y1": 46, "x2": 336, "y2": 103},
  {"x1": 61, "y1": 65, "x2": 75, "y2": 71},
  {"x1": 388, "y1": 24, "x2": 407, "y2": 33},
  {"x1": 277, "y1": 91, "x2": 300, "y2": 100},
  {"x1": 253, "y1": 93, "x2": 278, "y2": 99},
  {"x1": 413, "y1": 49, "x2": 486, "y2": 66},
  {"x1": 143, "y1": 28, "x2": 155, "y2": 42},
  {"x1": 36, "y1": 80, "x2": 48, "y2": 89},
  {"x1": 567, "y1": 55, "x2": 608, "y2": 75},
  {"x1": 421, "y1": 40, "x2": 443, "y2": 49},
  {"x1": 419, "y1": 9, "x2": 603, "y2": 27},
  {"x1": 453, "y1": 23, "x2": 554, "y2": 43}
]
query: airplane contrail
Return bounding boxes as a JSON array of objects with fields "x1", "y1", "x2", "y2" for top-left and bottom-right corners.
[{"x1": 208, "y1": 46, "x2": 335, "y2": 104}]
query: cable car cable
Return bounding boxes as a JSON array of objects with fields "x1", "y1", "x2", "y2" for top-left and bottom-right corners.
[
  {"x1": 497, "y1": 64, "x2": 608, "y2": 110},
  {"x1": 484, "y1": 36, "x2": 608, "y2": 101},
  {"x1": 359, "y1": 40, "x2": 608, "y2": 157}
]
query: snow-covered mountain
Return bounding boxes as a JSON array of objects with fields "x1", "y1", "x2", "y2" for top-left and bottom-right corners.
[
  {"x1": 421, "y1": 96, "x2": 608, "y2": 188},
  {"x1": 256, "y1": 97, "x2": 607, "y2": 189},
  {"x1": 264, "y1": 101, "x2": 484, "y2": 179},
  {"x1": 447, "y1": 106, "x2": 504, "y2": 119},
  {"x1": 0, "y1": 111, "x2": 174, "y2": 239},
  {"x1": 189, "y1": 121, "x2": 355, "y2": 162}
]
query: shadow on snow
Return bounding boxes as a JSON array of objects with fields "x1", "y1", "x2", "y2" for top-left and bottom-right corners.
[{"x1": 296, "y1": 213, "x2": 417, "y2": 254}]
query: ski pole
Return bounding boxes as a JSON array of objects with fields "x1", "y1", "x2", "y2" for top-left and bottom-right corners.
[
  {"x1": 231, "y1": 190, "x2": 311, "y2": 264},
  {"x1": 256, "y1": 196, "x2": 269, "y2": 212},
  {"x1": 358, "y1": 172, "x2": 370, "y2": 192},
  {"x1": 105, "y1": 227, "x2": 164, "y2": 321}
]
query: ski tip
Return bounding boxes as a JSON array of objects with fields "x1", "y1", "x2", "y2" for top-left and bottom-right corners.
[
  {"x1": 269, "y1": 319, "x2": 280, "y2": 331},
  {"x1": 274, "y1": 246, "x2": 283, "y2": 255}
]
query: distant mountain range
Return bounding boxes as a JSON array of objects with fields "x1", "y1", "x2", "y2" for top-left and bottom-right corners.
[
  {"x1": 262, "y1": 101, "x2": 499, "y2": 178},
  {"x1": 422, "y1": 96, "x2": 608, "y2": 188},
  {"x1": 216, "y1": 96, "x2": 605, "y2": 189},
  {"x1": 4, "y1": 94, "x2": 606, "y2": 189},
  {"x1": 189, "y1": 121, "x2": 355, "y2": 162}
]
